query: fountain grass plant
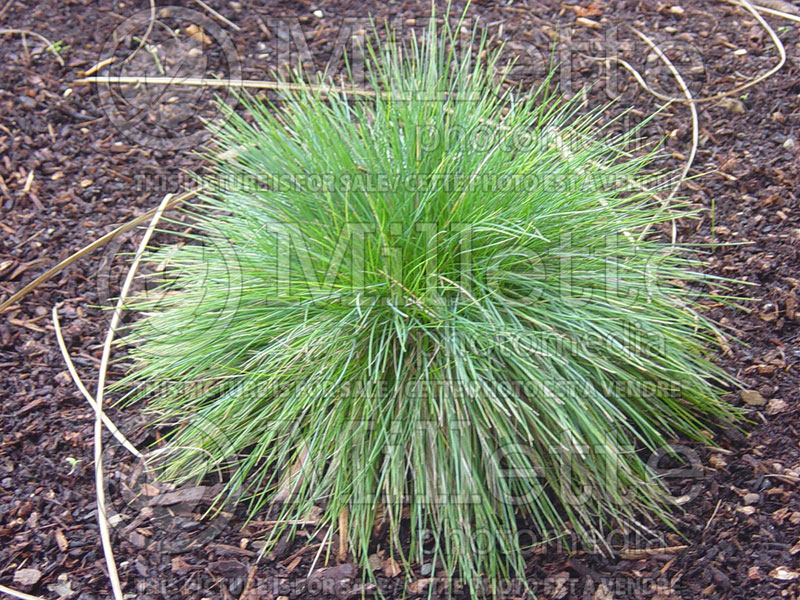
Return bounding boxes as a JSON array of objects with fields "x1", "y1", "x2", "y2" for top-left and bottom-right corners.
[{"x1": 116, "y1": 12, "x2": 739, "y2": 597}]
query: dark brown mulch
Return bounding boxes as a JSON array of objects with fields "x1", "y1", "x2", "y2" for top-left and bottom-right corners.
[{"x1": 1, "y1": 0, "x2": 799, "y2": 598}]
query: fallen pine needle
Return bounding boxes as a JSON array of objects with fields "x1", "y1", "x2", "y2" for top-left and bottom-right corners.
[{"x1": 629, "y1": 25, "x2": 698, "y2": 244}]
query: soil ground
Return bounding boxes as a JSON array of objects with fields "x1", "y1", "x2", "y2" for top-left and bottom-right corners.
[{"x1": 1, "y1": 0, "x2": 799, "y2": 598}]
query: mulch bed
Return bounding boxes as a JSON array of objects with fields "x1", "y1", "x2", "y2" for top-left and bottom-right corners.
[{"x1": 1, "y1": 0, "x2": 799, "y2": 598}]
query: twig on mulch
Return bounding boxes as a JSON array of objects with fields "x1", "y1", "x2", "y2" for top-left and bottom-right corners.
[
  {"x1": 0, "y1": 0, "x2": 15, "y2": 23},
  {"x1": 704, "y1": 499, "x2": 724, "y2": 531},
  {"x1": 194, "y1": 0, "x2": 241, "y2": 31},
  {"x1": 617, "y1": 545, "x2": 688, "y2": 560}
]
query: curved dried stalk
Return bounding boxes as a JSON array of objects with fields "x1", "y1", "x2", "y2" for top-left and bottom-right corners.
[
  {"x1": 624, "y1": 0, "x2": 785, "y2": 104},
  {"x1": 89, "y1": 192, "x2": 174, "y2": 600},
  {"x1": 0, "y1": 28, "x2": 65, "y2": 66},
  {"x1": 53, "y1": 304, "x2": 143, "y2": 459},
  {"x1": 724, "y1": 0, "x2": 800, "y2": 23},
  {"x1": 124, "y1": 0, "x2": 155, "y2": 64},
  {"x1": 628, "y1": 26, "x2": 699, "y2": 244},
  {"x1": 0, "y1": 187, "x2": 200, "y2": 313}
]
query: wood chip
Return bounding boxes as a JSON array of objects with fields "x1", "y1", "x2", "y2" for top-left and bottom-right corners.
[
  {"x1": 717, "y1": 98, "x2": 745, "y2": 114},
  {"x1": 743, "y1": 493, "x2": 760, "y2": 505},
  {"x1": 56, "y1": 528, "x2": 69, "y2": 552},
  {"x1": 23, "y1": 170, "x2": 34, "y2": 193},
  {"x1": 709, "y1": 454, "x2": 728, "y2": 469},
  {"x1": 172, "y1": 556, "x2": 193, "y2": 574},
  {"x1": 13, "y1": 568, "x2": 42, "y2": 587},
  {"x1": 382, "y1": 556, "x2": 401, "y2": 578},
  {"x1": 766, "y1": 398, "x2": 787, "y2": 415},
  {"x1": 129, "y1": 531, "x2": 147, "y2": 548},
  {"x1": 408, "y1": 578, "x2": 432, "y2": 594},
  {"x1": 186, "y1": 24, "x2": 212, "y2": 44},
  {"x1": 594, "y1": 583, "x2": 614, "y2": 600},
  {"x1": 307, "y1": 563, "x2": 357, "y2": 590},
  {"x1": 770, "y1": 566, "x2": 800, "y2": 581},
  {"x1": 209, "y1": 559, "x2": 249, "y2": 578},
  {"x1": 567, "y1": 2, "x2": 604, "y2": 17},
  {"x1": 576, "y1": 17, "x2": 601, "y2": 29},
  {"x1": 741, "y1": 389, "x2": 766, "y2": 406},
  {"x1": 148, "y1": 485, "x2": 208, "y2": 506}
]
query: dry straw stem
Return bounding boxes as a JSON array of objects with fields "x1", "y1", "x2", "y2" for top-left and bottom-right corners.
[
  {"x1": 574, "y1": 0, "x2": 782, "y2": 239},
  {"x1": 0, "y1": 29, "x2": 65, "y2": 66},
  {"x1": 653, "y1": 0, "x2": 785, "y2": 103},
  {"x1": 85, "y1": 192, "x2": 174, "y2": 600},
  {"x1": 83, "y1": 56, "x2": 116, "y2": 77},
  {"x1": 124, "y1": 0, "x2": 155, "y2": 65},
  {"x1": 628, "y1": 25, "x2": 698, "y2": 244},
  {"x1": 338, "y1": 506, "x2": 349, "y2": 563},
  {"x1": 0, "y1": 584, "x2": 47, "y2": 600},
  {"x1": 582, "y1": 0, "x2": 784, "y2": 106},
  {"x1": 0, "y1": 0, "x2": 15, "y2": 22},
  {"x1": 0, "y1": 187, "x2": 200, "y2": 313},
  {"x1": 308, "y1": 527, "x2": 333, "y2": 577},
  {"x1": 74, "y1": 75, "x2": 378, "y2": 98},
  {"x1": 704, "y1": 498, "x2": 724, "y2": 531},
  {"x1": 52, "y1": 304, "x2": 143, "y2": 459},
  {"x1": 726, "y1": 0, "x2": 800, "y2": 22}
]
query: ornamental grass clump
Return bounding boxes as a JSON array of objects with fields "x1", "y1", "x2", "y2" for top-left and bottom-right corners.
[{"x1": 118, "y1": 16, "x2": 737, "y2": 594}]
